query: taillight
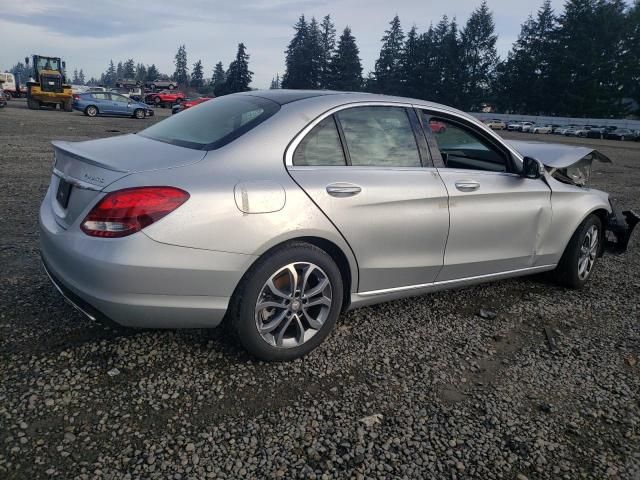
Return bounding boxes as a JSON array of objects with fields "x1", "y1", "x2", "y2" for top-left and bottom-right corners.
[
  {"x1": 73, "y1": 94, "x2": 80, "y2": 100},
  {"x1": 81, "y1": 187, "x2": 189, "y2": 238}
]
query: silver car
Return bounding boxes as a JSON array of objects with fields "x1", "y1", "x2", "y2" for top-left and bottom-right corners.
[{"x1": 39, "y1": 91, "x2": 638, "y2": 360}]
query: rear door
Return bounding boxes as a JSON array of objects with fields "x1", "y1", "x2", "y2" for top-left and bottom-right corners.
[
  {"x1": 91, "y1": 92, "x2": 113, "y2": 113},
  {"x1": 287, "y1": 104, "x2": 450, "y2": 293},
  {"x1": 418, "y1": 109, "x2": 553, "y2": 281}
]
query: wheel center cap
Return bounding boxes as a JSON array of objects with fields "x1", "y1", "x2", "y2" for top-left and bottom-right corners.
[{"x1": 291, "y1": 300, "x2": 301, "y2": 312}]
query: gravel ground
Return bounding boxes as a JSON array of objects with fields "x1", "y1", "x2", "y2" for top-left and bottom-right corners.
[{"x1": 1, "y1": 99, "x2": 638, "y2": 479}]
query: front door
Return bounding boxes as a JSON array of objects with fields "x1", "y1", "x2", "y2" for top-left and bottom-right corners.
[
  {"x1": 287, "y1": 105, "x2": 450, "y2": 293},
  {"x1": 419, "y1": 110, "x2": 553, "y2": 281}
]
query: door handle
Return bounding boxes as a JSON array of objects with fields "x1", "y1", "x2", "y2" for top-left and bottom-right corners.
[
  {"x1": 455, "y1": 180, "x2": 480, "y2": 192},
  {"x1": 326, "y1": 182, "x2": 362, "y2": 197}
]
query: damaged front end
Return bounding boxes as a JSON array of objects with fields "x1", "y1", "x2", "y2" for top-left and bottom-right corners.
[
  {"x1": 604, "y1": 200, "x2": 639, "y2": 254},
  {"x1": 507, "y1": 140, "x2": 638, "y2": 254}
]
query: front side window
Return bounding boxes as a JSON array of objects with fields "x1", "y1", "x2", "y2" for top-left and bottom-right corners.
[
  {"x1": 112, "y1": 94, "x2": 129, "y2": 103},
  {"x1": 293, "y1": 117, "x2": 345, "y2": 166},
  {"x1": 337, "y1": 107, "x2": 421, "y2": 167},
  {"x1": 423, "y1": 114, "x2": 508, "y2": 172},
  {"x1": 139, "y1": 95, "x2": 280, "y2": 150}
]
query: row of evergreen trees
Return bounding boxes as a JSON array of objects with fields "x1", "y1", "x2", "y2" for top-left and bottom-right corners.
[{"x1": 282, "y1": 0, "x2": 640, "y2": 117}]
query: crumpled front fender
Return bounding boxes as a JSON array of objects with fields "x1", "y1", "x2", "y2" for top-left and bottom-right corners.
[{"x1": 604, "y1": 199, "x2": 639, "y2": 254}]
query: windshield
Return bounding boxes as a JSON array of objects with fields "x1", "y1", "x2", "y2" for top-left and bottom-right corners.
[
  {"x1": 139, "y1": 94, "x2": 280, "y2": 150},
  {"x1": 36, "y1": 57, "x2": 60, "y2": 71}
]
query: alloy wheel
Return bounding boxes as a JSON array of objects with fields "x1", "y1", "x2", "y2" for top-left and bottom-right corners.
[
  {"x1": 255, "y1": 262, "x2": 332, "y2": 348},
  {"x1": 578, "y1": 225, "x2": 598, "y2": 280}
]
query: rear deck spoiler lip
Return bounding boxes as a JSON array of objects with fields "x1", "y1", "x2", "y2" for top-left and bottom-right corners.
[
  {"x1": 51, "y1": 140, "x2": 128, "y2": 173},
  {"x1": 505, "y1": 140, "x2": 612, "y2": 168}
]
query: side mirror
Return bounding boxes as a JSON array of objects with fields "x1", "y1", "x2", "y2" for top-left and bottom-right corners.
[{"x1": 522, "y1": 156, "x2": 545, "y2": 179}]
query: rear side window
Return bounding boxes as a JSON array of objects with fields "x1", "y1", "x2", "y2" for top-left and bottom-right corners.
[
  {"x1": 336, "y1": 107, "x2": 421, "y2": 167},
  {"x1": 91, "y1": 93, "x2": 110, "y2": 100},
  {"x1": 293, "y1": 117, "x2": 346, "y2": 166},
  {"x1": 139, "y1": 95, "x2": 280, "y2": 150}
]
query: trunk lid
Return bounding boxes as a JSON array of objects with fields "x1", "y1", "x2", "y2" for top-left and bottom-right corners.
[{"x1": 50, "y1": 134, "x2": 206, "y2": 229}]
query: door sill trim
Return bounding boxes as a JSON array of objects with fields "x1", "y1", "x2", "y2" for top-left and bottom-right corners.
[{"x1": 357, "y1": 264, "x2": 556, "y2": 297}]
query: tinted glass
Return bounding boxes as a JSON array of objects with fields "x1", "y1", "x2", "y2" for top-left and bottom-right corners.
[
  {"x1": 139, "y1": 95, "x2": 280, "y2": 150},
  {"x1": 424, "y1": 114, "x2": 507, "y2": 172},
  {"x1": 293, "y1": 117, "x2": 345, "y2": 166},
  {"x1": 337, "y1": 107, "x2": 421, "y2": 167}
]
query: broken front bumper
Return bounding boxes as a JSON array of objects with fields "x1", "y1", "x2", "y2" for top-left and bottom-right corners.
[{"x1": 604, "y1": 200, "x2": 639, "y2": 254}]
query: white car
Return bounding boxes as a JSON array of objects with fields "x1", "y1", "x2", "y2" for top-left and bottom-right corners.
[
  {"x1": 521, "y1": 122, "x2": 536, "y2": 133},
  {"x1": 532, "y1": 125, "x2": 553, "y2": 134},
  {"x1": 484, "y1": 119, "x2": 506, "y2": 130},
  {"x1": 507, "y1": 121, "x2": 533, "y2": 132}
]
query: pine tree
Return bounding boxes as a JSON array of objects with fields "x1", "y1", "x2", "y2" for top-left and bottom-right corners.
[
  {"x1": 400, "y1": 26, "x2": 421, "y2": 98},
  {"x1": 123, "y1": 59, "x2": 135, "y2": 79},
  {"x1": 319, "y1": 15, "x2": 336, "y2": 88},
  {"x1": 191, "y1": 60, "x2": 204, "y2": 88},
  {"x1": 78, "y1": 69, "x2": 85, "y2": 85},
  {"x1": 374, "y1": 15, "x2": 405, "y2": 95},
  {"x1": 146, "y1": 64, "x2": 159, "y2": 82},
  {"x1": 328, "y1": 27, "x2": 363, "y2": 91},
  {"x1": 72, "y1": 69, "x2": 79, "y2": 84},
  {"x1": 270, "y1": 74, "x2": 281, "y2": 89},
  {"x1": 116, "y1": 61, "x2": 123, "y2": 80},
  {"x1": 223, "y1": 43, "x2": 253, "y2": 94},
  {"x1": 460, "y1": 1, "x2": 498, "y2": 110},
  {"x1": 623, "y1": 0, "x2": 640, "y2": 115},
  {"x1": 282, "y1": 15, "x2": 312, "y2": 89},
  {"x1": 210, "y1": 61, "x2": 226, "y2": 89},
  {"x1": 135, "y1": 63, "x2": 147, "y2": 83},
  {"x1": 173, "y1": 45, "x2": 189, "y2": 86},
  {"x1": 105, "y1": 60, "x2": 116, "y2": 85}
]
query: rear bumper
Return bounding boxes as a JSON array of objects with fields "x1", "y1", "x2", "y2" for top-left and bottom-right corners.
[{"x1": 39, "y1": 188, "x2": 255, "y2": 328}]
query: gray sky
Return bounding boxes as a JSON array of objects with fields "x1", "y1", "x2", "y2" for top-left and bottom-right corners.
[{"x1": 0, "y1": 0, "x2": 568, "y2": 88}]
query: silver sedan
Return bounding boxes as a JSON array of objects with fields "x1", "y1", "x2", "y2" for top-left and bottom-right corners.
[{"x1": 40, "y1": 90, "x2": 638, "y2": 360}]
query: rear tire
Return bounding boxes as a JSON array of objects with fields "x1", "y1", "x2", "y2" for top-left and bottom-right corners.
[
  {"x1": 551, "y1": 214, "x2": 601, "y2": 289},
  {"x1": 168, "y1": 84, "x2": 175, "y2": 90},
  {"x1": 63, "y1": 100, "x2": 72, "y2": 112},
  {"x1": 27, "y1": 98, "x2": 40, "y2": 110},
  {"x1": 154, "y1": 96, "x2": 162, "y2": 107},
  {"x1": 85, "y1": 105, "x2": 98, "y2": 117},
  {"x1": 229, "y1": 242, "x2": 343, "y2": 361}
]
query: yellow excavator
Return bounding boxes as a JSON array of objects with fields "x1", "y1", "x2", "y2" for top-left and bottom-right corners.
[{"x1": 25, "y1": 55, "x2": 73, "y2": 111}]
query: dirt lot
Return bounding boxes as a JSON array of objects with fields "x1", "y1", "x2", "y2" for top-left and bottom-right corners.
[{"x1": 1, "y1": 98, "x2": 638, "y2": 479}]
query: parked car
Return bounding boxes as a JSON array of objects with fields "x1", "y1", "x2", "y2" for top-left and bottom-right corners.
[
  {"x1": 573, "y1": 126, "x2": 596, "y2": 137},
  {"x1": 0, "y1": 87, "x2": 6, "y2": 108},
  {"x1": 604, "y1": 128, "x2": 635, "y2": 141},
  {"x1": 146, "y1": 90, "x2": 185, "y2": 107},
  {"x1": 148, "y1": 78, "x2": 177, "y2": 90},
  {"x1": 521, "y1": 122, "x2": 536, "y2": 133},
  {"x1": 172, "y1": 96, "x2": 213, "y2": 114},
  {"x1": 0, "y1": 72, "x2": 18, "y2": 98},
  {"x1": 552, "y1": 125, "x2": 567, "y2": 134},
  {"x1": 531, "y1": 125, "x2": 553, "y2": 134},
  {"x1": 109, "y1": 87, "x2": 144, "y2": 102},
  {"x1": 484, "y1": 119, "x2": 506, "y2": 130},
  {"x1": 39, "y1": 90, "x2": 638, "y2": 361},
  {"x1": 507, "y1": 121, "x2": 533, "y2": 132},
  {"x1": 115, "y1": 78, "x2": 142, "y2": 88},
  {"x1": 556, "y1": 125, "x2": 578, "y2": 135},
  {"x1": 72, "y1": 92, "x2": 154, "y2": 119},
  {"x1": 585, "y1": 127, "x2": 607, "y2": 139},
  {"x1": 428, "y1": 119, "x2": 447, "y2": 133},
  {"x1": 86, "y1": 86, "x2": 107, "y2": 93}
]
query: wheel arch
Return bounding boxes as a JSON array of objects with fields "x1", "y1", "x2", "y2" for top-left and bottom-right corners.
[{"x1": 232, "y1": 236, "x2": 356, "y2": 312}]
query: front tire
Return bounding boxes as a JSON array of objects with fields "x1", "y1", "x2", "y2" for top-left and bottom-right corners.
[
  {"x1": 134, "y1": 108, "x2": 145, "y2": 119},
  {"x1": 229, "y1": 243, "x2": 344, "y2": 361},
  {"x1": 551, "y1": 214, "x2": 601, "y2": 289}
]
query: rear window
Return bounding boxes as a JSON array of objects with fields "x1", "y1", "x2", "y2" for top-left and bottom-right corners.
[{"x1": 139, "y1": 95, "x2": 280, "y2": 150}]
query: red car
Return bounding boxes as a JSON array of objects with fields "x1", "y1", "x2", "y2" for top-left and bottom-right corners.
[
  {"x1": 171, "y1": 96, "x2": 213, "y2": 114},
  {"x1": 145, "y1": 90, "x2": 185, "y2": 107},
  {"x1": 428, "y1": 119, "x2": 447, "y2": 133}
]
